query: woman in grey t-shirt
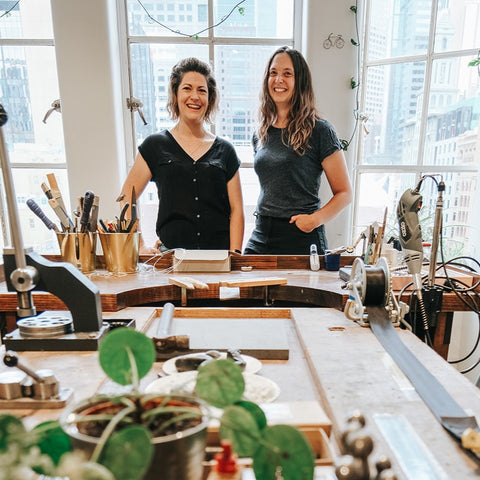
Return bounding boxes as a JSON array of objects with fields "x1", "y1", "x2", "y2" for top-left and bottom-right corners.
[{"x1": 244, "y1": 46, "x2": 352, "y2": 255}]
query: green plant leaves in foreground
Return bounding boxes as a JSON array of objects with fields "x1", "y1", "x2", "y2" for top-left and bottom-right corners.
[
  {"x1": 253, "y1": 425, "x2": 315, "y2": 480},
  {"x1": 0, "y1": 414, "x2": 25, "y2": 450},
  {"x1": 99, "y1": 328, "x2": 156, "y2": 386},
  {"x1": 100, "y1": 425, "x2": 153, "y2": 480},
  {"x1": 196, "y1": 358, "x2": 245, "y2": 407},
  {"x1": 34, "y1": 420, "x2": 72, "y2": 465},
  {"x1": 220, "y1": 405, "x2": 262, "y2": 457}
]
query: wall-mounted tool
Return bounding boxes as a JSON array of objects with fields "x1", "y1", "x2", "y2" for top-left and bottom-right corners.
[{"x1": 0, "y1": 350, "x2": 73, "y2": 408}]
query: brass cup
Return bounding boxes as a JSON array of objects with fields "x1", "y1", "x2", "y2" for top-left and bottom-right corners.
[
  {"x1": 56, "y1": 232, "x2": 97, "y2": 274},
  {"x1": 99, "y1": 232, "x2": 140, "y2": 273}
]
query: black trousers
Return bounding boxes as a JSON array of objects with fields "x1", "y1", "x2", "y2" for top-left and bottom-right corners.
[{"x1": 244, "y1": 215, "x2": 327, "y2": 255}]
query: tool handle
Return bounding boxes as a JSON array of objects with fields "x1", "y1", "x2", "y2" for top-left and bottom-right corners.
[
  {"x1": 26, "y1": 198, "x2": 58, "y2": 232},
  {"x1": 80, "y1": 190, "x2": 95, "y2": 232}
]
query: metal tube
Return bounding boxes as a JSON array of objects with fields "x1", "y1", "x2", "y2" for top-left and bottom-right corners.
[
  {"x1": 0, "y1": 105, "x2": 36, "y2": 316},
  {"x1": 0, "y1": 105, "x2": 27, "y2": 269},
  {"x1": 428, "y1": 183, "x2": 444, "y2": 287}
]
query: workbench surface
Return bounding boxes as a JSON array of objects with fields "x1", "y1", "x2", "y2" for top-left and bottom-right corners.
[{"x1": 1, "y1": 306, "x2": 479, "y2": 479}]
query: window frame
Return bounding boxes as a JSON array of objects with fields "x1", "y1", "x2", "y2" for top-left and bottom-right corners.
[
  {"x1": 117, "y1": 0, "x2": 302, "y2": 169},
  {"x1": 353, "y1": 0, "x2": 480, "y2": 248}
]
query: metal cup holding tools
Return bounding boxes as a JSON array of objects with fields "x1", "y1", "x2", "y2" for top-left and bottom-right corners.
[
  {"x1": 56, "y1": 232, "x2": 97, "y2": 274},
  {"x1": 99, "y1": 231, "x2": 140, "y2": 273}
]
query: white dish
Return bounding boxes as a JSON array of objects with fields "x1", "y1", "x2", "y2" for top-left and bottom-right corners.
[
  {"x1": 162, "y1": 352, "x2": 262, "y2": 376},
  {"x1": 145, "y1": 371, "x2": 280, "y2": 404}
]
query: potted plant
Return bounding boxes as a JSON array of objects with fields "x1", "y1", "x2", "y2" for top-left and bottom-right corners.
[{"x1": 0, "y1": 328, "x2": 315, "y2": 480}]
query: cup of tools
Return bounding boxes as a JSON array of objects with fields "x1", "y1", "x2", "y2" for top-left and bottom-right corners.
[
  {"x1": 99, "y1": 231, "x2": 140, "y2": 274},
  {"x1": 56, "y1": 232, "x2": 97, "y2": 274}
]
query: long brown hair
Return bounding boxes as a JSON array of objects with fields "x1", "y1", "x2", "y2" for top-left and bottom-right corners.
[
  {"x1": 167, "y1": 57, "x2": 218, "y2": 123},
  {"x1": 257, "y1": 46, "x2": 318, "y2": 155}
]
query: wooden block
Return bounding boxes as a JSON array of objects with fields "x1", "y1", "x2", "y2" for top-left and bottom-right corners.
[
  {"x1": 168, "y1": 277, "x2": 195, "y2": 289},
  {"x1": 181, "y1": 277, "x2": 209, "y2": 289},
  {"x1": 219, "y1": 277, "x2": 288, "y2": 288}
]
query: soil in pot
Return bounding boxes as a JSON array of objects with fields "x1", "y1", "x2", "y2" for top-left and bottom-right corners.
[{"x1": 62, "y1": 395, "x2": 209, "y2": 480}]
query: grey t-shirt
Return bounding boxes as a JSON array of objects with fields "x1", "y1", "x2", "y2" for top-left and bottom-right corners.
[{"x1": 252, "y1": 119, "x2": 342, "y2": 218}]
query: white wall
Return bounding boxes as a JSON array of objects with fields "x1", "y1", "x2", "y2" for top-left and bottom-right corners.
[
  {"x1": 51, "y1": 0, "x2": 127, "y2": 221},
  {"x1": 302, "y1": 0, "x2": 357, "y2": 248}
]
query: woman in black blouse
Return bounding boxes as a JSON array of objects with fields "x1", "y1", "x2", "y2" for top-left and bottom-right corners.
[{"x1": 120, "y1": 57, "x2": 244, "y2": 254}]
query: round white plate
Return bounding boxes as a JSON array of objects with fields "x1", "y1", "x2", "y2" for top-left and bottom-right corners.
[
  {"x1": 145, "y1": 371, "x2": 280, "y2": 404},
  {"x1": 162, "y1": 352, "x2": 262, "y2": 376}
]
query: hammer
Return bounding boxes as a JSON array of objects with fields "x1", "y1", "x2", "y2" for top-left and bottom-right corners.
[{"x1": 153, "y1": 303, "x2": 190, "y2": 352}]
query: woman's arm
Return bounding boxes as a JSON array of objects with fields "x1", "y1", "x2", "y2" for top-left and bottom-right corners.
[
  {"x1": 119, "y1": 153, "x2": 158, "y2": 254},
  {"x1": 290, "y1": 149, "x2": 352, "y2": 232},
  {"x1": 227, "y1": 170, "x2": 245, "y2": 252}
]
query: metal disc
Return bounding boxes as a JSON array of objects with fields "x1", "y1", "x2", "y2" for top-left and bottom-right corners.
[{"x1": 17, "y1": 313, "x2": 73, "y2": 338}]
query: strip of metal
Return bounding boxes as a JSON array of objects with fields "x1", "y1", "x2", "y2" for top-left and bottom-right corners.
[
  {"x1": 374, "y1": 413, "x2": 449, "y2": 480},
  {"x1": 367, "y1": 306, "x2": 480, "y2": 446}
]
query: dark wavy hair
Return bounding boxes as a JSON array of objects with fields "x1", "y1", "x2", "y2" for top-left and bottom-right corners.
[
  {"x1": 167, "y1": 57, "x2": 218, "y2": 123},
  {"x1": 258, "y1": 46, "x2": 319, "y2": 154}
]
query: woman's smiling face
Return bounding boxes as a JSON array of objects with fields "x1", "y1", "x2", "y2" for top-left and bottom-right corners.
[
  {"x1": 176, "y1": 71, "x2": 209, "y2": 121},
  {"x1": 267, "y1": 52, "x2": 295, "y2": 108}
]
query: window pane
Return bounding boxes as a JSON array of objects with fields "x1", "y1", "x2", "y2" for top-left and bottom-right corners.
[
  {"x1": 435, "y1": 1, "x2": 480, "y2": 53},
  {"x1": 240, "y1": 167, "x2": 259, "y2": 247},
  {"x1": 130, "y1": 43, "x2": 208, "y2": 145},
  {"x1": 354, "y1": 172, "x2": 417, "y2": 244},
  {"x1": 420, "y1": 172, "x2": 478, "y2": 259},
  {"x1": 0, "y1": 46, "x2": 65, "y2": 163},
  {"x1": 214, "y1": 0, "x2": 293, "y2": 38},
  {"x1": 424, "y1": 56, "x2": 480, "y2": 167},
  {"x1": 367, "y1": 0, "x2": 433, "y2": 61},
  {"x1": 361, "y1": 62, "x2": 425, "y2": 165},
  {"x1": 214, "y1": 44, "x2": 284, "y2": 163},
  {"x1": 0, "y1": 0, "x2": 53, "y2": 39},
  {"x1": 11, "y1": 168, "x2": 70, "y2": 253},
  {"x1": 126, "y1": 0, "x2": 209, "y2": 38}
]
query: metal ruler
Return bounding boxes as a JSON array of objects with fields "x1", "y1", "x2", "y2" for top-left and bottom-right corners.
[{"x1": 374, "y1": 413, "x2": 449, "y2": 480}]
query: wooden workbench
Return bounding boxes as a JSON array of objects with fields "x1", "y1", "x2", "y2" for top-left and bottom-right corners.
[
  {"x1": 0, "y1": 306, "x2": 479, "y2": 479},
  {"x1": 1, "y1": 253, "x2": 478, "y2": 360}
]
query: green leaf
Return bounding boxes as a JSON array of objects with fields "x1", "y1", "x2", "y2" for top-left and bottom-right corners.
[
  {"x1": 219, "y1": 405, "x2": 261, "y2": 457},
  {"x1": 0, "y1": 414, "x2": 26, "y2": 450},
  {"x1": 350, "y1": 5, "x2": 357, "y2": 13},
  {"x1": 253, "y1": 425, "x2": 315, "y2": 480},
  {"x1": 34, "y1": 421, "x2": 72, "y2": 465},
  {"x1": 196, "y1": 359, "x2": 244, "y2": 407},
  {"x1": 99, "y1": 328, "x2": 155, "y2": 386},
  {"x1": 100, "y1": 425, "x2": 153, "y2": 480},
  {"x1": 235, "y1": 400, "x2": 267, "y2": 431},
  {"x1": 350, "y1": 38, "x2": 359, "y2": 46},
  {"x1": 238, "y1": 7, "x2": 245, "y2": 15}
]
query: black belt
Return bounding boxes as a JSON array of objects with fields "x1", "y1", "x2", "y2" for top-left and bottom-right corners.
[{"x1": 368, "y1": 306, "x2": 479, "y2": 446}]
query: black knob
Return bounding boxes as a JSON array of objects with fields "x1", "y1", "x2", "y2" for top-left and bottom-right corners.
[{"x1": 4, "y1": 350, "x2": 19, "y2": 367}]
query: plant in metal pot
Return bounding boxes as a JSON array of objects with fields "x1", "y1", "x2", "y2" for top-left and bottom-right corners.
[{"x1": 0, "y1": 328, "x2": 315, "y2": 480}]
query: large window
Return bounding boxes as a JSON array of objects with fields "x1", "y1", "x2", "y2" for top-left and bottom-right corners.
[
  {"x1": 355, "y1": 0, "x2": 480, "y2": 259},
  {"x1": 122, "y1": 0, "x2": 296, "y2": 248},
  {"x1": 0, "y1": 0, "x2": 69, "y2": 253}
]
